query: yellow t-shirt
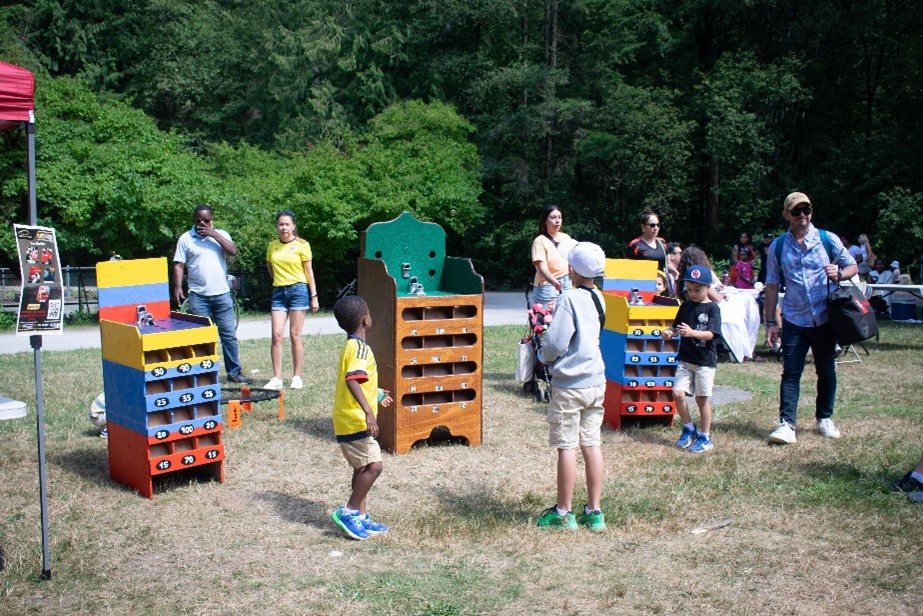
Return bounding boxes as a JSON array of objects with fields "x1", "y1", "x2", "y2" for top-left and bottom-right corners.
[
  {"x1": 266, "y1": 237, "x2": 313, "y2": 287},
  {"x1": 332, "y1": 336, "x2": 379, "y2": 439}
]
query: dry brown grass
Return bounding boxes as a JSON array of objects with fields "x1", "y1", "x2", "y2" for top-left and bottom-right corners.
[{"x1": 0, "y1": 323, "x2": 921, "y2": 615}]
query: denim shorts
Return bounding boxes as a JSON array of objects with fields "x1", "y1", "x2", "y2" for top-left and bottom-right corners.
[{"x1": 271, "y1": 282, "x2": 309, "y2": 311}]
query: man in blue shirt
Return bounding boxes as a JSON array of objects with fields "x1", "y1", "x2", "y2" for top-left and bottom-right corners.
[{"x1": 763, "y1": 192, "x2": 857, "y2": 444}]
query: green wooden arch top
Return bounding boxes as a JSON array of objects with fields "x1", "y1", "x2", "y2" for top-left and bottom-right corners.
[{"x1": 360, "y1": 211, "x2": 483, "y2": 296}]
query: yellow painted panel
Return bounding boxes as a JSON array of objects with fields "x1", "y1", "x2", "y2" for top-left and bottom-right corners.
[
  {"x1": 97, "y1": 257, "x2": 168, "y2": 289},
  {"x1": 100, "y1": 320, "x2": 144, "y2": 368},
  {"x1": 101, "y1": 318, "x2": 219, "y2": 370},
  {"x1": 602, "y1": 292, "x2": 678, "y2": 333},
  {"x1": 604, "y1": 258, "x2": 658, "y2": 281},
  {"x1": 627, "y1": 305, "x2": 678, "y2": 321},
  {"x1": 603, "y1": 293, "x2": 629, "y2": 332},
  {"x1": 139, "y1": 326, "x2": 218, "y2": 351}
]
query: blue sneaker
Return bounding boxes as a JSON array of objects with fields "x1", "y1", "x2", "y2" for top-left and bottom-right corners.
[
  {"x1": 689, "y1": 434, "x2": 714, "y2": 453},
  {"x1": 361, "y1": 514, "x2": 389, "y2": 535},
  {"x1": 331, "y1": 507, "x2": 369, "y2": 540},
  {"x1": 675, "y1": 425, "x2": 698, "y2": 449}
]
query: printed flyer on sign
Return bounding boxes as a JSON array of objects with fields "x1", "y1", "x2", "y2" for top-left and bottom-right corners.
[{"x1": 14, "y1": 224, "x2": 64, "y2": 335}]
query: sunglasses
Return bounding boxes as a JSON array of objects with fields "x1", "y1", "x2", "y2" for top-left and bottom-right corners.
[
  {"x1": 790, "y1": 206, "x2": 812, "y2": 217},
  {"x1": 646, "y1": 223, "x2": 661, "y2": 228}
]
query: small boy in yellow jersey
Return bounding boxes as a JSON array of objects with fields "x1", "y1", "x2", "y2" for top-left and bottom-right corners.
[{"x1": 330, "y1": 295, "x2": 393, "y2": 540}]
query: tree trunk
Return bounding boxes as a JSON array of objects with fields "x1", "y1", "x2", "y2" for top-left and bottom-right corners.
[{"x1": 543, "y1": 0, "x2": 557, "y2": 180}]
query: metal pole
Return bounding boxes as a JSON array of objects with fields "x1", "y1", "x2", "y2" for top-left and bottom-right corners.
[
  {"x1": 27, "y1": 121, "x2": 36, "y2": 225},
  {"x1": 27, "y1": 121, "x2": 51, "y2": 580},
  {"x1": 30, "y1": 335, "x2": 51, "y2": 580}
]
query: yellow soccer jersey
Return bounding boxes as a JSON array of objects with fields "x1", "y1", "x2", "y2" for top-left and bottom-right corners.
[
  {"x1": 266, "y1": 237, "x2": 312, "y2": 287},
  {"x1": 333, "y1": 336, "x2": 379, "y2": 439}
]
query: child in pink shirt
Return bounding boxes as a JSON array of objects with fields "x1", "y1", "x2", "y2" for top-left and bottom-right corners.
[{"x1": 733, "y1": 247, "x2": 755, "y2": 289}]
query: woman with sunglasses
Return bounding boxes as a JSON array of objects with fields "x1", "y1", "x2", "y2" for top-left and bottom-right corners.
[
  {"x1": 627, "y1": 210, "x2": 668, "y2": 272},
  {"x1": 265, "y1": 210, "x2": 319, "y2": 390}
]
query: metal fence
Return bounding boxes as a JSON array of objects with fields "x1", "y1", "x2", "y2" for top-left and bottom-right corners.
[
  {"x1": 1, "y1": 266, "x2": 99, "y2": 311},
  {"x1": 1, "y1": 266, "x2": 253, "y2": 313}
]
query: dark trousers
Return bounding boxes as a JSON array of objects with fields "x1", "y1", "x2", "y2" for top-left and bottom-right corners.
[{"x1": 779, "y1": 319, "x2": 837, "y2": 427}]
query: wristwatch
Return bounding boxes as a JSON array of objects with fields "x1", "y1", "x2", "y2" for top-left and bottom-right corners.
[{"x1": 766, "y1": 320, "x2": 777, "y2": 327}]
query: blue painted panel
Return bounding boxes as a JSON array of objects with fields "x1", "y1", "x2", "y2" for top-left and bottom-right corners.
[
  {"x1": 601, "y1": 279, "x2": 657, "y2": 292},
  {"x1": 98, "y1": 282, "x2": 170, "y2": 308}
]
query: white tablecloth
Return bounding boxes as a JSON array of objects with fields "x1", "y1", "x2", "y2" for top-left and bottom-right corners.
[{"x1": 717, "y1": 289, "x2": 761, "y2": 362}]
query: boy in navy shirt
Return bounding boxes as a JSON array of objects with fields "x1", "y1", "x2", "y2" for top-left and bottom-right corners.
[{"x1": 662, "y1": 266, "x2": 722, "y2": 453}]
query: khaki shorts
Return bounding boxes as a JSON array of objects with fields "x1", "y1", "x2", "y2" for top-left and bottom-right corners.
[
  {"x1": 547, "y1": 383, "x2": 606, "y2": 449},
  {"x1": 339, "y1": 436, "x2": 383, "y2": 469},
  {"x1": 673, "y1": 362, "x2": 716, "y2": 398}
]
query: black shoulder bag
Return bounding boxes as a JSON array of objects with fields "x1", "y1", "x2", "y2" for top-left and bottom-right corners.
[{"x1": 826, "y1": 281, "x2": 878, "y2": 345}]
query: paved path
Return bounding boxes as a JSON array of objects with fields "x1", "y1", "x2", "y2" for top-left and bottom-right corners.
[{"x1": 0, "y1": 292, "x2": 528, "y2": 355}]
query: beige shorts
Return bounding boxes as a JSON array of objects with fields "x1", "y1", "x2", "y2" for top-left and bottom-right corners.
[
  {"x1": 673, "y1": 362, "x2": 716, "y2": 398},
  {"x1": 339, "y1": 436, "x2": 383, "y2": 469},
  {"x1": 547, "y1": 383, "x2": 606, "y2": 449}
]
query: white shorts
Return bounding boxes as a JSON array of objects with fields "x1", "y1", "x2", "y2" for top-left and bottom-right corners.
[{"x1": 673, "y1": 362, "x2": 716, "y2": 398}]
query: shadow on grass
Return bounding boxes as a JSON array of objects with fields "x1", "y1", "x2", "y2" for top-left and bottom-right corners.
[
  {"x1": 430, "y1": 482, "x2": 537, "y2": 529},
  {"x1": 616, "y1": 424, "x2": 675, "y2": 450},
  {"x1": 51, "y1": 445, "x2": 109, "y2": 485},
  {"x1": 254, "y1": 490, "x2": 342, "y2": 536},
  {"x1": 285, "y1": 415, "x2": 336, "y2": 442},
  {"x1": 482, "y1": 371, "x2": 524, "y2": 395},
  {"x1": 714, "y1": 417, "x2": 774, "y2": 441}
]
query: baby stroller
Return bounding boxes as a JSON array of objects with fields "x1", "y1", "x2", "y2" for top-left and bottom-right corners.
[{"x1": 519, "y1": 292, "x2": 553, "y2": 402}]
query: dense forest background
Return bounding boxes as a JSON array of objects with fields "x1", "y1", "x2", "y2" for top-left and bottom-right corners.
[{"x1": 2, "y1": 0, "x2": 923, "y2": 302}]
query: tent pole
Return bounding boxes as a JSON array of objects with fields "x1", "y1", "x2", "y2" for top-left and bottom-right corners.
[
  {"x1": 26, "y1": 119, "x2": 51, "y2": 579},
  {"x1": 27, "y1": 120, "x2": 36, "y2": 225}
]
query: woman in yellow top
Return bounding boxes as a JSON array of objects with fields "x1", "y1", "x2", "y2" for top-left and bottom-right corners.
[
  {"x1": 530, "y1": 205, "x2": 576, "y2": 310},
  {"x1": 265, "y1": 210, "x2": 319, "y2": 390}
]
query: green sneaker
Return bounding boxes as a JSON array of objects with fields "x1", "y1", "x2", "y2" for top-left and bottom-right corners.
[
  {"x1": 537, "y1": 506, "x2": 578, "y2": 530},
  {"x1": 577, "y1": 507, "x2": 607, "y2": 532}
]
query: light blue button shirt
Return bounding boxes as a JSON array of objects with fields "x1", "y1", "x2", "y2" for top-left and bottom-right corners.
[
  {"x1": 765, "y1": 225, "x2": 856, "y2": 327},
  {"x1": 173, "y1": 227, "x2": 232, "y2": 296}
]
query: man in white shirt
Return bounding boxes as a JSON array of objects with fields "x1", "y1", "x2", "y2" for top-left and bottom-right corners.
[{"x1": 173, "y1": 204, "x2": 251, "y2": 384}]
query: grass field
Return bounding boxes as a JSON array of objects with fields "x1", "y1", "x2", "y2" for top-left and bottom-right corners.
[{"x1": 1, "y1": 322, "x2": 921, "y2": 615}]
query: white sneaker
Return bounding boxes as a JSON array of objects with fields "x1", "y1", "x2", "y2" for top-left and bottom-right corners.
[
  {"x1": 816, "y1": 418, "x2": 841, "y2": 439},
  {"x1": 265, "y1": 376, "x2": 284, "y2": 390},
  {"x1": 767, "y1": 421, "x2": 797, "y2": 444},
  {"x1": 290, "y1": 376, "x2": 303, "y2": 390}
]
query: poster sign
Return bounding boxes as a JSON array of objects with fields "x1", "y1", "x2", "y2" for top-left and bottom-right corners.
[{"x1": 14, "y1": 225, "x2": 64, "y2": 335}]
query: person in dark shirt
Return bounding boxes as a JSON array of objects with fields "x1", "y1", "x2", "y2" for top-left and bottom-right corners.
[
  {"x1": 626, "y1": 209, "x2": 668, "y2": 272},
  {"x1": 662, "y1": 265, "x2": 722, "y2": 453}
]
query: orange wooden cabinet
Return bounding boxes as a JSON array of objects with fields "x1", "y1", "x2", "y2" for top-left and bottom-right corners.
[{"x1": 358, "y1": 213, "x2": 484, "y2": 454}]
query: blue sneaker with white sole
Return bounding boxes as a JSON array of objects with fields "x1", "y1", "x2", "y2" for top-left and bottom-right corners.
[
  {"x1": 331, "y1": 507, "x2": 369, "y2": 540},
  {"x1": 675, "y1": 425, "x2": 698, "y2": 449},
  {"x1": 361, "y1": 514, "x2": 389, "y2": 535},
  {"x1": 689, "y1": 434, "x2": 714, "y2": 453}
]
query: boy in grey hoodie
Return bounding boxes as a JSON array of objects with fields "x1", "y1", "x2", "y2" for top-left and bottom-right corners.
[{"x1": 536, "y1": 242, "x2": 608, "y2": 532}]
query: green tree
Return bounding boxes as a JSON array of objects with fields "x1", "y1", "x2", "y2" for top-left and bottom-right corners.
[{"x1": 1, "y1": 76, "x2": 225, "y2": 264}]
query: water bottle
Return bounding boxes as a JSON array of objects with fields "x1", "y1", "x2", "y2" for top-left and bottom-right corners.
[{"x1": 630, "y1": 288, "x2": 640, "y2": 304}]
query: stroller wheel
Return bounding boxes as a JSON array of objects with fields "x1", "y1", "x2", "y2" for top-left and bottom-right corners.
[{"x1": 523, "y1": 381, "x2": 535, "y2": 395}]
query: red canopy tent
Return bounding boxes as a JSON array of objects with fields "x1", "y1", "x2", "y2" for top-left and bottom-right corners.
[
  {"x1": 0, "y1": 61, "x2": 49, "y2": 581},
  {"x1": 0, "y1": 61, "x2": 37, "y2": 222}
]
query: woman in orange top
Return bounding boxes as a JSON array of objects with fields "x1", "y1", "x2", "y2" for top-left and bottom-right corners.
[{"x1": 530, "y1": 205, "x2": 576, "y2": 310}]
